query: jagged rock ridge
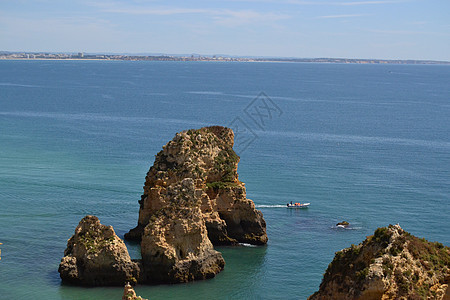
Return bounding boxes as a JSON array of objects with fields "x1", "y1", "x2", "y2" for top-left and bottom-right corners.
[
  {"x1": 59, "y1": 211, "x2": 224, "y2": 285},
  {"x1": 309, "y1": 224, "x2": 450, "y2": 300},
  {"x1": 125, "y1": 126, "x2": 268, "y2": 245},
  {"x1": 60, "y1": 126, "x2": 265, "y2": 286}
]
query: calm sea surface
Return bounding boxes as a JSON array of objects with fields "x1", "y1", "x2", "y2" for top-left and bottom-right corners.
[{"x1": 0, "y1": 60, "x2": 449, "y2": 299}]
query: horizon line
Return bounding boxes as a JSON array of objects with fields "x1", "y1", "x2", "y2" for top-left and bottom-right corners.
[{"x1": 1, "y1": 50, "x2": 449, "y2": 64}]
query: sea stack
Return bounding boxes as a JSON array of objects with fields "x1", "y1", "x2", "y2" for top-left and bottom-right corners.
[
  {"x1": 59, "y1": 126, "x2": 266, "y2": 286},
  {"x1": 125, "y1": 126, "x2": 268, "y2": 245},
  {"x1": 140, "y1": 178, "x2": 225, "y2": 283},
  {"x1": 58, "y1": 216, "x2": 141, "y2": 286},
  {"x1": 309, "y1": 224, "x2": 450, "y2": 300}
]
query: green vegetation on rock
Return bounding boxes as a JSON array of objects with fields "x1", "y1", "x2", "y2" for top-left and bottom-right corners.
[
  {"x1": 309, "y1": 225, "x2": 450, "y2": 300},
  {"x1": 214, "y1": 148, "x2": 239, "y2": 182},
  {"x1": 206, "y1": 181, "x2": 239, "y2": 190}
]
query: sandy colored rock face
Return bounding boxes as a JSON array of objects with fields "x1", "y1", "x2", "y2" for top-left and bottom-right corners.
[
  {"x1": 59, "y1": 126, "x2": 265, "y2": 286},
  {"x1": 58, "y1": 215, "x2": 140, "y2": 286},
  {"x1": 309, "y1": 225, "x2": 450, "y2": 300},
  {"x1": 122, "y1": 283, "x2": 147, "y2": 300},
  {"x1": 140, "y1": 178, "x2": 225, "y2": 283},
  {"x1": 125, "y1": 126, "x2": 268, "y2": 245}
]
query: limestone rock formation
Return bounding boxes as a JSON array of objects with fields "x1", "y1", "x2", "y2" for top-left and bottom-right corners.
[
  {"x1": 58, "y1": 215, "x2": 141, "y2": 286},
  {"x1": 140, "y1": 178, "x2": 225, "y2": 283},
  {"x1": 122, "y1": 283, "x2": 147, "y2": 300},
  {"x1": 125, "y1": 126, "x2": 267, "y2": 245},
  {"x1": 309, "y1": 224, "x2": 450, "y2": 300},
  {"x1": 59, "y1": 126, "x2": 266, "y2": 286}
]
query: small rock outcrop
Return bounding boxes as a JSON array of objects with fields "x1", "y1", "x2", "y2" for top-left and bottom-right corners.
[
  {"x1": 125, "y1": 126, "x2": 267, "y2": 245},
  {"x1": 58, "y1": 216, "x2": 141, "y2": 286},
  {"x1": 122, "y1": 283, "x2": 147, "y2": 300},
  {"x1": 140, "y1": 178, "x2": 225, "y2": 283},
  {"x1": 309, "y1": 225, "x2": 450, "y2": 300},
  {"x1": 336, "y1": 221, "x2": 350, "y2": 227}
]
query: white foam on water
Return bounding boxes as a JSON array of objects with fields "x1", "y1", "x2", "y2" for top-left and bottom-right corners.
[
  {"x1": 0, "y1": 82, "x2": 41, "y2": 88},
  {"x1": 255, "y1": 205, "x2": 287, "y2": 208},
  {"x1": 331, "y1": 225, "x2": 362, "y2": 230},
  {"x1": 239, "y1": 243, "x2": 257, "y2": 247}
]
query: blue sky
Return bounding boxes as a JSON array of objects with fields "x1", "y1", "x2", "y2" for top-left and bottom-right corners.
[{"x1": 1, "y1": 0, "x2": 449, "y2": 60}]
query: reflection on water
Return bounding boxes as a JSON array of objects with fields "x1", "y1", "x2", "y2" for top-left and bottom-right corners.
[{"x1": 59, "y1": 284, "x2": 122, "y2": 300}]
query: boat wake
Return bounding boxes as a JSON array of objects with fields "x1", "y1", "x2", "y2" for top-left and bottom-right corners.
[{"x1": 255, "y1": 205, "x2": 287, "y2": 208}]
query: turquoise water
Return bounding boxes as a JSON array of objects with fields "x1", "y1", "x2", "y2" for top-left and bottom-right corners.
[{"x1": 0, "y1": 61, "x2": 449, "y2": 299}]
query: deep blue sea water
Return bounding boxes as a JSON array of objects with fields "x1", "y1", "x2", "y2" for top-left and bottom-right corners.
[{"x1": 0, "y1": 60, "x2": 449, "y2": 299}]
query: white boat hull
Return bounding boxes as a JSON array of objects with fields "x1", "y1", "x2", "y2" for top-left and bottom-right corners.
[{"x1": 287, "y1": 203, "x2": 310, "y2": 208}]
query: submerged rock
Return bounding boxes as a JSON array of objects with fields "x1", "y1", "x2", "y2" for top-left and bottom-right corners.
[
  {"x1": 122, "y1": 283, "x2": 147, "y2": 300},
  {"x1": 309, "y1": 224, "x2": 450, "y2": 300},
  {"x1": 336, "y1": 221, "x2": 350, "y2": 227},
  {"x1": 125, "y1": 126, "x2": 267, "y2": 245},
  {"x1": 58, "y1": 216, "x2": 141, "y2": 286}
]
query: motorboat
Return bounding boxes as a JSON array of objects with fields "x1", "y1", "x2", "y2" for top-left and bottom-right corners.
[{"x1": 286, "y1": 202, "x2": 310, "y2": 208}]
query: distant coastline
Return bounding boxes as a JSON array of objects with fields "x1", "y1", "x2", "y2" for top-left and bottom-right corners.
[{"x1": 1, "y1": 51, "x2": 449, "y2": 65}]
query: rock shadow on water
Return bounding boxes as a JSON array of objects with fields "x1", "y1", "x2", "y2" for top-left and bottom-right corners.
[
  {"x1": 215, "y1": 244, "x2": 267, "y2": 280},
  {"x1": 58, "y1": 284, "x2": 124, "y2": 300}
]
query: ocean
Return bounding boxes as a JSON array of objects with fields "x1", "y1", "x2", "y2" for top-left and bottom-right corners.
[{"x1": 0, "y1": 60, "x2": 449, "y2": 299}]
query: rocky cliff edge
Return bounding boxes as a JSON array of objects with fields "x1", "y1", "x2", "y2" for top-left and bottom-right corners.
[
  {"x1": 58, "y1": 215, "x2": 141, "y2": 286},
  {"x1": 309, "y1": 224, "x2": 450, "y2": 300}
]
